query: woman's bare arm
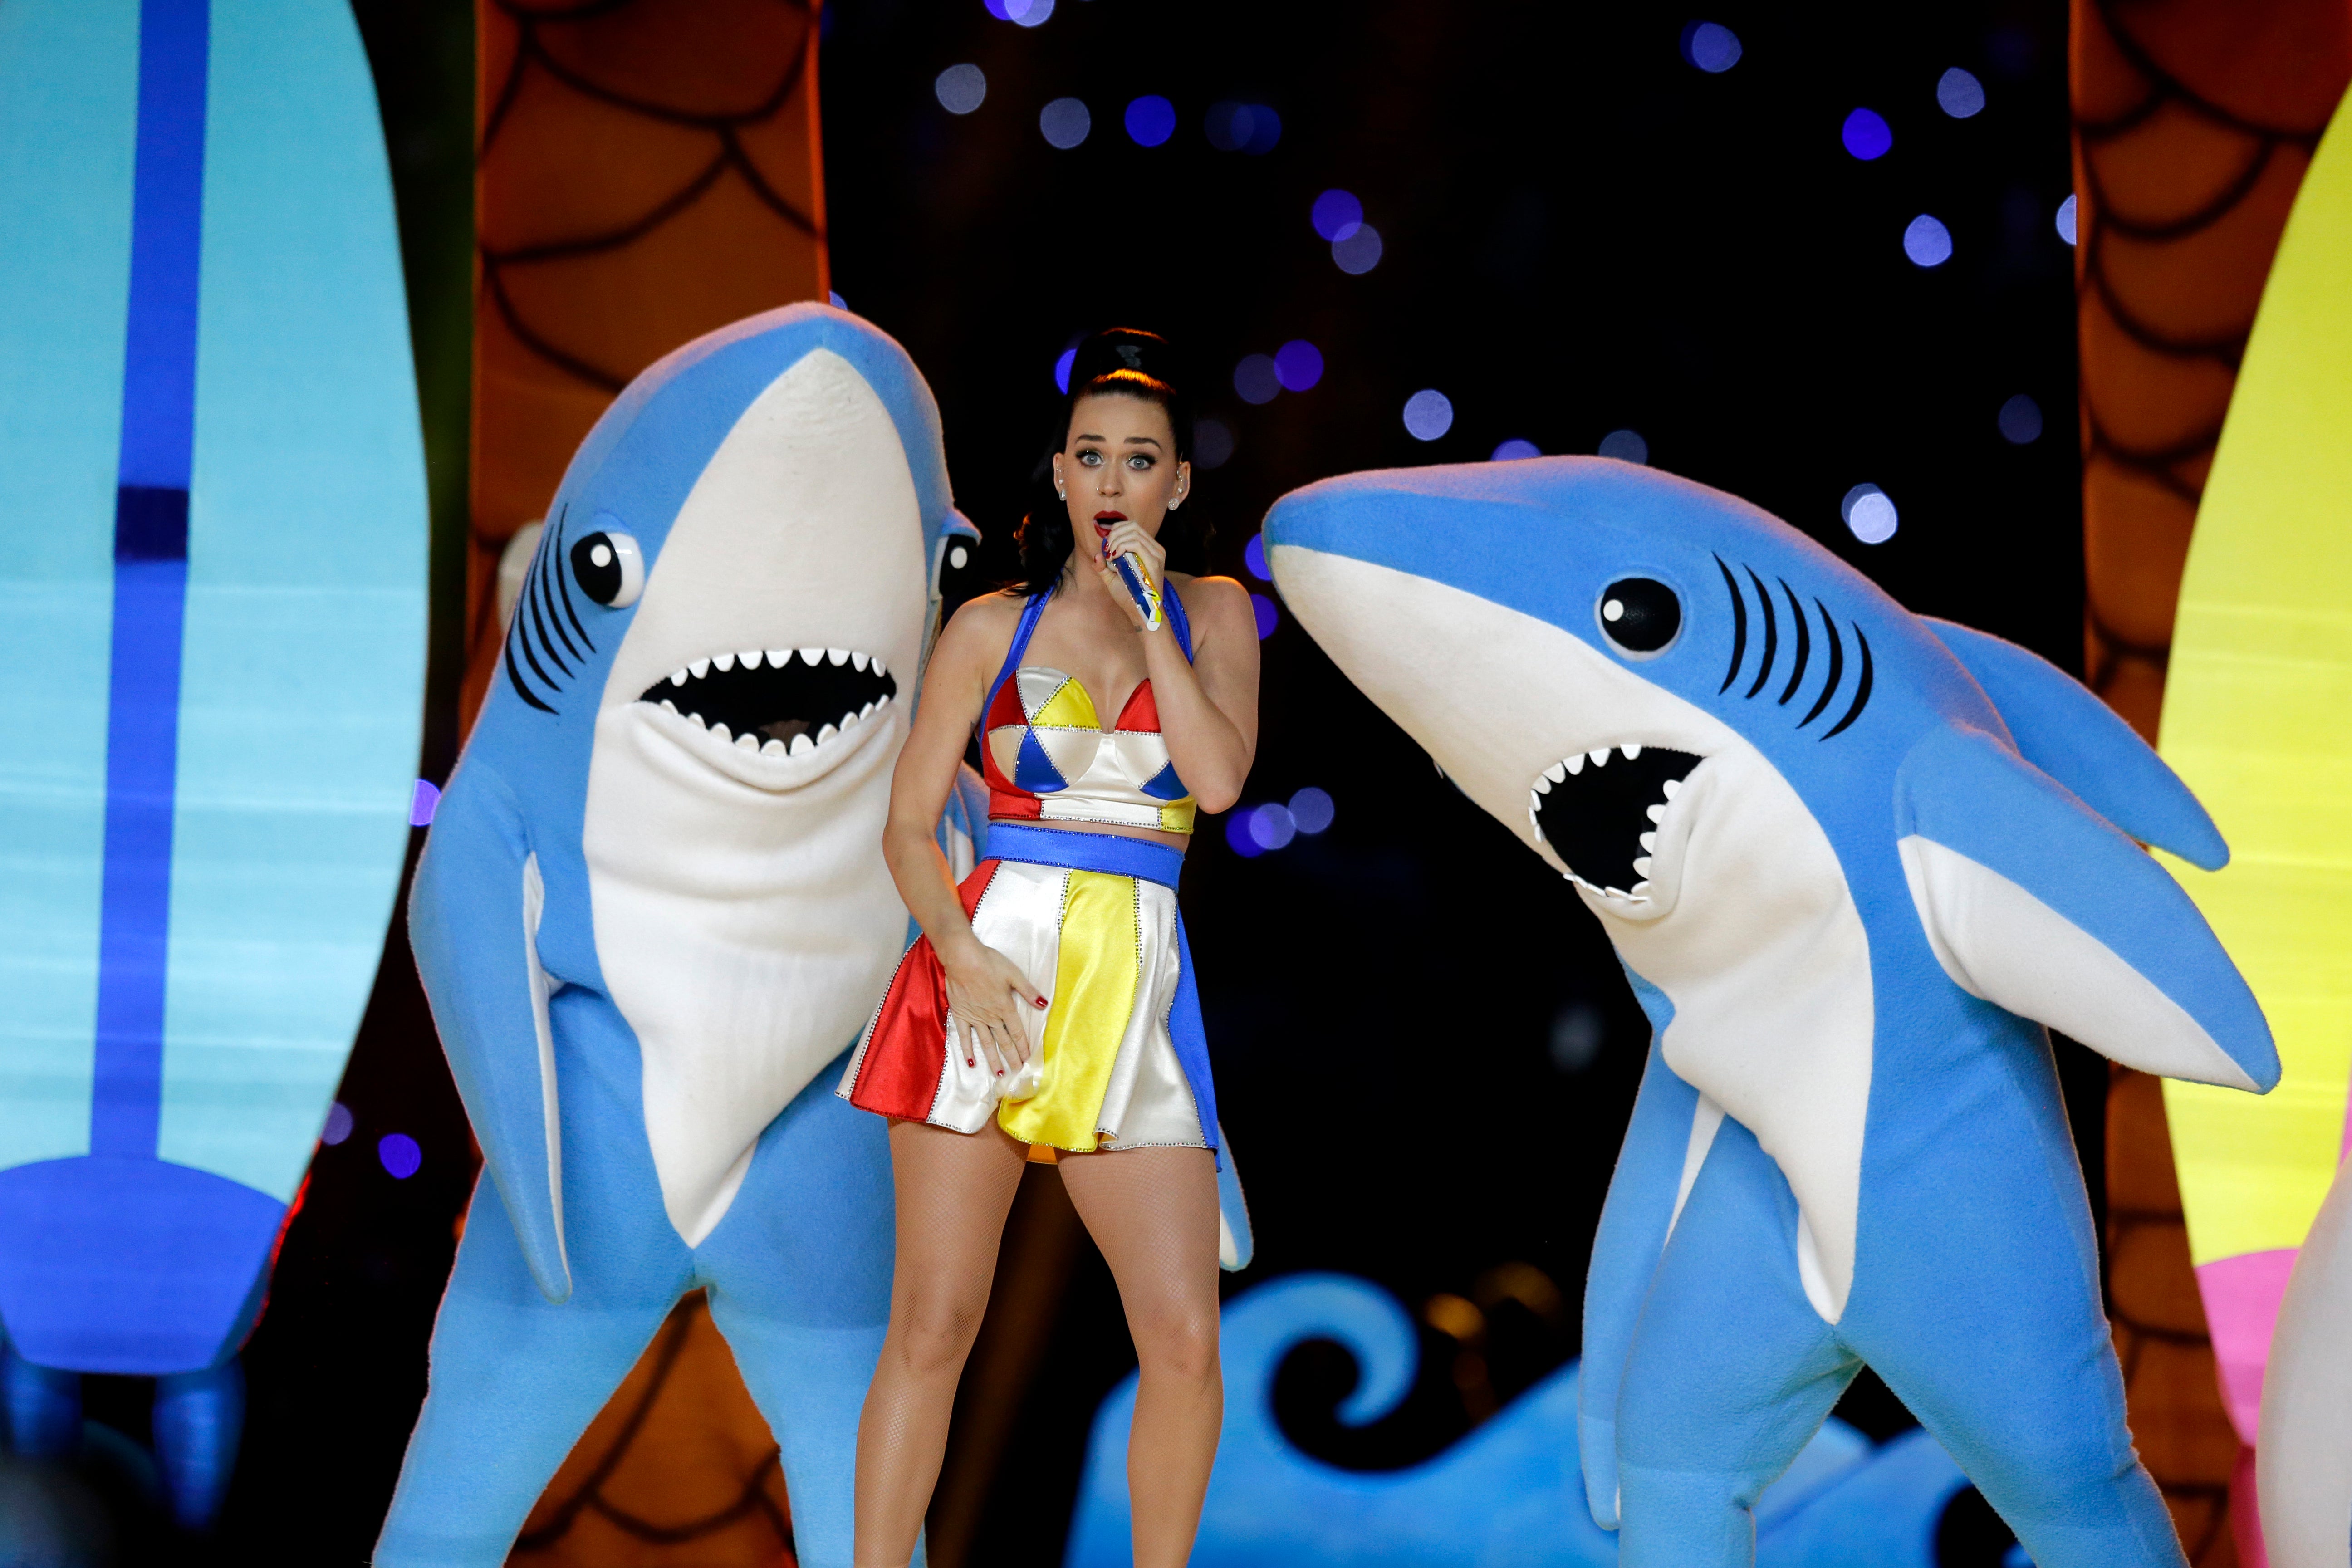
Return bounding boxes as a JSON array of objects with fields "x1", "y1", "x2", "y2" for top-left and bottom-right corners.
[
  {"x1": 1092, "y1": 520, "x2": 1259, "y2": 812},
  {"x1": 883, "y1": 594, "x2": 1048, "y2": 1072},
  {"x1": 1137, "y1": 574, "x2": 1259, "y2": 813}
]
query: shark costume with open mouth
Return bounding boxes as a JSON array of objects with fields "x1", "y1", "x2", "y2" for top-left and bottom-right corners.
[
  {"x1": 374, "y1": 306, "x2": 981, "y2": 1568},
  {"x1": 1263, "y1": 456, "x2": 2278, "y2": 1568}
]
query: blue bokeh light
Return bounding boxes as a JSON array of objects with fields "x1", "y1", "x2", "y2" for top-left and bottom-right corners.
[
  {"x1": 1681, "y1": 21, "x2": 1742, "y2": 72},
  {"x1": 322, "y1": 1101, "x2": 353, "y2": 1146},
  {"x1": 1403, "y1": 389, "x2": 1454, "y2": 441},
  {"x1": 1125, "y1": 94, "x2": 1176, "y2": 147},
  {"x1": 1332, "y1": 224, "x2": 1383, "y2": 274},
  {"x1": 935, "y1": 63, "x2": 987, "y2": 114},
  {"x1": 987, "y1": 0, "x2": 1054, "y2": 25},
  {"x1": 1195, "y1": 416, "x2": 1234, "y2": 470},
  {"x1": 1491, "y1": 438, "x2": 1540, "y2": 461},
  {"x1": 1598, "y1": 429, "x2": 1648, "y2": 464},
  {"x1": 1040, "y1": 97, "x2": 1090, "y2": 149},
  {"x1": 1937, "y1": 67, "x2": 1986, "y2": 118},
  {"x1": 2056, "y1": 193, "x2": 2078, "y2": 245},
  {"x1": 1225, "y1": 813, "x2": 1264, "y2": 858},
  {"x1": 1903, "y1": 213, "x2": 1953, "y2": 267},
  {"x1": 1289, "y1": 786, "x2": 1335, "y2": 834},
  {"x1": 1998, "y1": 394, "x2": 2043, "y2": 444},
  {"x1": 1274, "y1": 340, "x2": 1323, "y2": 392},
  {"x1": 1205, "y1": 101, "x2": 1282, "y2": 154},
  {"x1": 1250, "y1": 593, "x2": 1279, "y2": 639},
  {"x1": 1842, "y1": 108, "x2": 1893, "y2": 160},
  {"x1": 1244, "y1": 534, "x2": 1270, "y2": 581},
  {"x1": 1843, "y1": 483, "x2": 1898, "y2": 544},
  {"x1": 1249, "y1": 803, "x2": 1298, "y2": 852},
  {"x1": 378, "y1": 1132, "x2": 422, "y2": 1180},
  {"x1": 1234, "y1": 354, "x2": 1281, "y2": 405},
  {"x1": 408, "y1": 778, "x2": 441, "y2": 827},
  {"x1": 1054, "y1": 347, "x2": 1076, "y2": 393},
  {"x1": 1312, "y1": 189, "x2": 1363, "y2": 241},
  {"x1": 828, "y1": 290, "x2": 847, "y2": 310}
]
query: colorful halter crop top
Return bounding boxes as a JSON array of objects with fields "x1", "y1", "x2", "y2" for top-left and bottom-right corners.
[{"x1": 980, "y1": 588, "x2": 1197, "y2": 834}]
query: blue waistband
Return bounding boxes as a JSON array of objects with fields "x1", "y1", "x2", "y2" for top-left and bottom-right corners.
[{"x1": 983, "y1": 823, "x2": 1185, "y2": 889}]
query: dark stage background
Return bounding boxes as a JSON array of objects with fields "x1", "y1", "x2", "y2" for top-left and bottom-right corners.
[{"x1": 186, "y1": 1, "x2": 2091, "y2": 1561}]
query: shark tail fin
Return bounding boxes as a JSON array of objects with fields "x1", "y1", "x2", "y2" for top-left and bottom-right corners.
[
  {"x1": 1896, "y1": 725, "x2": 2276, "y2": 1093},
  {"x1": 409, "y1": 763, "x2": 574, "y2": 1303},
  {"x1": 1923, "y1": 617, "x2": 2227, "y2": 870}
]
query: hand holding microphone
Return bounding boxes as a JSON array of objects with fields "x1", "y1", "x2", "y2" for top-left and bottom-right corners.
[{"x1": 1093, "y1": 514, "x2": 1169, "y2": 632}]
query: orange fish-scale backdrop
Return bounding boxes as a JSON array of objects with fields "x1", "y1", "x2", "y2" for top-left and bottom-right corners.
[
  {"x1": 463, "y1": 0, "x2": 828, "y2": 730},
  {"x1": 463, "y1": 3, "x2": 825, "y2": 1561},
  {"x1": 2072, "y1": 2, "x2": 2351, "y2": 1564}
]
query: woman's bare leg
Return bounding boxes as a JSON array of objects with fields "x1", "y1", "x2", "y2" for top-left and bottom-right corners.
[
  {"x1": 853, "y1": 1120, "x2": 1029, "y2": 1568},
  {"x1": 1058, "y1": 1146, "x2": 1223, "y2": 1568}
]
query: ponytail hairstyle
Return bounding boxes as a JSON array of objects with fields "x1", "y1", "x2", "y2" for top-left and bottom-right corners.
[{"x1": 1014, "y1": 328, "x2": 1201, "y2": 598}]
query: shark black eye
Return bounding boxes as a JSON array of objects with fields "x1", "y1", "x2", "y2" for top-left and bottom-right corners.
[
  {"x1": 937, "y1": 530, "x2": 982, "y2": 603},
  {"x1": 571, "y1": 529, "x2": 644, "y2": 608},
  {"x1": 1597, "y1": 578, "x2": 1681, "y2": 657}
]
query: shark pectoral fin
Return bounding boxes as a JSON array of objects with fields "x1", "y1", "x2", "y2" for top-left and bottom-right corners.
[
  {"x1": 1896, "y1": 726, "x2": 2277, "y2": 1092},
  {"x1": 408, "y1": 765, "x2": 574, "y2": 1303},
  {"x1": 1922, "y1": 617, "x2": 2228, "y2": 869}
]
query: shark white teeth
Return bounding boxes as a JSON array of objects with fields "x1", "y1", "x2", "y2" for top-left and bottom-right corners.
[
  {"x1": 661, "y1": 698, "x2": 678, "y2": 715},
  {"x1": 739, "y1": 649, "x2": 764, "y2": 668},
  {"x1": 799, "y1": 647, "x2": 825, "y2": 665},
  {"x1": 767, "y1": 648, "x2": 791, "y2": 666},
  {"x1": 1647, "y1": 804, "x2": 1666, "y2": 823},
  {"x1": 1663, "y1": 778, "x2": 1681, "y2": 799},
  {"x1": 872, "y1": 657, "x2": 888, "y2": 678},
  {"x1": 1563, "y1": 754, "x2": 1584, "y2": 776},
  {"x1": 710, "y1": 721, "x2": 731, "y2": 744},
  {"x1": 860, "y1": 700, "x2": 876, "y2": 719},
  {"x1": 761, "y1": 738, "x2": 787, "y2": 756},
  {"x1": 1633, "y1": 856, "x2": 1653, "y2": 877},
  {"x1": 852, "y1": 652, "x2": 869, "y2": 672},
  {"x1": 1545, "y1": 760, "x2": 1568, "y2": 784},
  {"x1": 1588, "y1": 749, "x2": 1611, "y2": 769},
  {"x1": 1533, "y1": 776, "x2": 1553, "y2": 796},
  {"x1": 789, "y1": 733, "x2": 813, "y2": 757},
  {"x1": 735, "y1": 731, "x2": 759, "y2": 752},
  {"x1": 690, "y1": 658, "x2": 711, "y2": 680},
  {"x1": 817, "y1": 722, "x2": 838, "y2": 745},
  {"x1": 713, "y1": 652, "x2": 736, "y2": 673},
  {"x1": 1639, "y1": 832, "x2": 1657, "y2": 852},
  {"x1": 1622, "y1": 743, "x2": 1642, "y2": 760},
  {"x1": 828, "y1": 647, "x2": 849, "y2": 665},
  {"x1": 671, "y1": 669, "x2": 689, "y2": 687}
]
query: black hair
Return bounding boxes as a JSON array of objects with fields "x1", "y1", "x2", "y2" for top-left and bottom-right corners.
[{"x1": 1014, "y1": 328, "x2": 1202, "y2": 598}]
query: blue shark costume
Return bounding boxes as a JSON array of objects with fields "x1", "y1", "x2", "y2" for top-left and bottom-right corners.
[
  {"x1": 1262, "y1": 457, "x2": 2278, "y2": 1568},
  {"x1": 375, "y1": 306, "x2": 982, "y2": 1567}
]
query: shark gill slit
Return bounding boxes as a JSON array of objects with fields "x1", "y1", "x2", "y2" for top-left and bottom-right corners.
[
  {"x1": 1743, "y1": 567, "x2": 1778, "y2": 699},
  {"x1": 503, "y1": 605, "x2": 558, "y2": 713},
  {"x1": 534, "y1": 516, "x2": 585, "y2": 664},
  {"x1": 523, "y1": 562, "x2": 573, "y2": 678},
  {"x1": 549, "y1": 507, "x2": 595, "y2": 652},
  {"x1": 1821, "y1": 627, "x2": 1872, "y2": 739},
  {"x1": 1799, "y1": 605, "x2": 1843, "y2": 728},
  {"x1": 1715, "y1": 555, "x2": 1748, "y2": 693},
  {"x1": 1776, "y1": 580, "x2": 1810, "y2": 705}
]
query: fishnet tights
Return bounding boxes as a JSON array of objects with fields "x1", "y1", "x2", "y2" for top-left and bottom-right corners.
[{"x1": 853, "y1": 1120, "x2": 1222, "y2": 1568}]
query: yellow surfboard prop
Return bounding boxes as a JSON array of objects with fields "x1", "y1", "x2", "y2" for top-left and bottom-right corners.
[{"x1": 2157, "y1": 82, "x2": 2352, "y2": 1442}]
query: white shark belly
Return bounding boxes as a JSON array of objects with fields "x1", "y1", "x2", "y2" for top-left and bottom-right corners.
[
  {"x1": 1599, "y1": 748, "x2": 1875, "y2": 1321},
  {"x1": 585, "y1": 703, "x2": 906, "y2": 1245}
]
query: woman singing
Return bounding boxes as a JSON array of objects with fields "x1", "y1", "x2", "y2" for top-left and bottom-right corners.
[{"x1": 839, "y1": 329, "x2": 1259, "y2": 1568}]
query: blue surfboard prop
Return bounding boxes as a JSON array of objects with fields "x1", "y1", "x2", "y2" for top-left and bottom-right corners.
[{"x1": 0, "y1": 0, "x2": 425, "y2": 1526}]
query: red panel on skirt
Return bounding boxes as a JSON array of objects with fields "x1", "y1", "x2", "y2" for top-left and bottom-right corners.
[{"x1": 847, "y1": 861, "x2": 1003, "y2": 1122}]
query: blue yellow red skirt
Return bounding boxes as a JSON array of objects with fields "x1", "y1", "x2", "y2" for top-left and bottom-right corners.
[{"x1": 838, "y1": 824, "x2": 1219, "y2": 1156}]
